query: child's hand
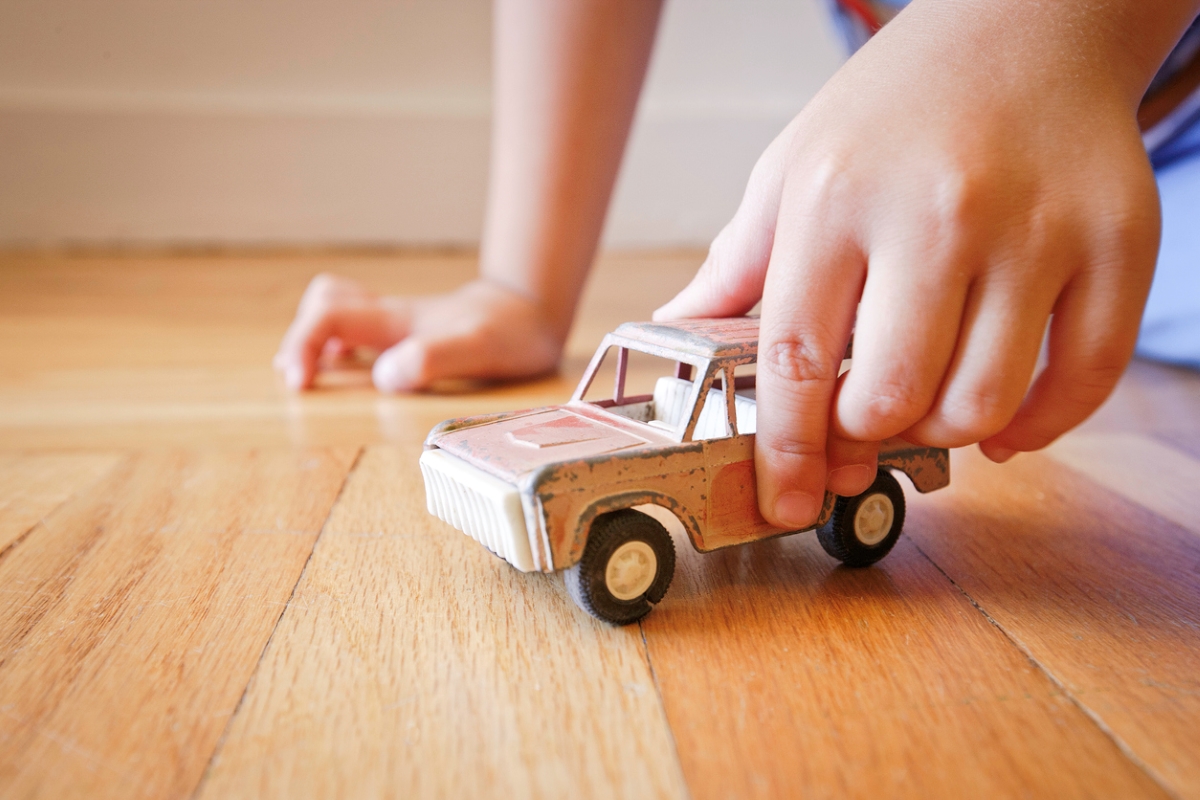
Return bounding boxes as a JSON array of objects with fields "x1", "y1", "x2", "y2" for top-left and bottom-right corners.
[
  {"x1": 655, "y1": 1, "x2": 1173, "y2": 529},
  {"x1": 274, "y1": 275, "x2": 562, "y2": 391}
]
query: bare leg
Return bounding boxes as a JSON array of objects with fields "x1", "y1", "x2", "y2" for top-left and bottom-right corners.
[{"x1": 275, "y1": 0, "x2": 664, "y2": 391}]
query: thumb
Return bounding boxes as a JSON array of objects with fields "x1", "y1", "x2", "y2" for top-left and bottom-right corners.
[
  {"x1": 654, "y1": 131, "x2": 788, "y2": 320},
  {"x1": 372, "y1": 337, "x2": 442, "y2": 393}
]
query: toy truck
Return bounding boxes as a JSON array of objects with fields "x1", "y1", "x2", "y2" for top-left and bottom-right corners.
[{"x1": 421, "y1": 317, "x2": 950, "y2": 625}]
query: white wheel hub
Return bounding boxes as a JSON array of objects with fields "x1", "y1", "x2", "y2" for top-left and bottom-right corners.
[
  {"x1": 853, "y1": 493, "x2": 894, "y2": 546},
  {"x1": 605, "y1": 541, "x2": 658, "y2": 600}
]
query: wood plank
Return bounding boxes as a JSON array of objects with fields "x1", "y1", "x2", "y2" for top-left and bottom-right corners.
[
  {"x1": 0, "y1": 251, "x2": 699, "y2": 450},
  {"x1": 640, "y1": 523, "x2": 1167, "y2": 798},
  {"x1": 1081, "y1": 359, "x2": 1200, "y2": 458},
  {"x1": 905, "y1": 447, "x2": 1200, "y2": 798},
  {"x1": 5, "y1": 251, "x2": 1197, "y2": 798},
  {"x1": 1047, "y1": 433, "x2": 1200, "y2": 538},
  {"x1": 0, "y1": 448, "x2": 357, "y2": 799},
  {"x1": 197, "y1": 445, "x2": 688, "y2": 800},
  {"x1": 0, "y1": 452, "x2": 121, "y2": 554}
]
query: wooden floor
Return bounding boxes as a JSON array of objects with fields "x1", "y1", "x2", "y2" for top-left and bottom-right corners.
[{"x1": 2, "y1": 250, "x2": 1199, "y2": 799}]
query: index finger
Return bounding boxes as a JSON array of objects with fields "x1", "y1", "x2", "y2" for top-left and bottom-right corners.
[{"x1": 756, "y1": 197, "x2": 864, "y2": 529}]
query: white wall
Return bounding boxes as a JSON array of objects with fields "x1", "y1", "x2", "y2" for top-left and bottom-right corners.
[{"x1": 0, "y1": 0, "x2": 842, "y2": 248}]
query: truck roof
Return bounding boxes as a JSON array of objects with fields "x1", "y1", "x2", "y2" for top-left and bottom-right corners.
[{"x1": 611, "y1": 317, "x2": 759, "y2": 360}]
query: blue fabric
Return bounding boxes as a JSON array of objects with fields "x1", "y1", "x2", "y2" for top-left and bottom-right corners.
[
  {"x1": 1150, "y1": 96, "x2": 1200, "y2": 170},
  {"x1": 1138, "y1": 112, "x2": 1200, "y2": 369},
  {"x1": 824, "y1": 2, "x2": 1200, "y2": 369}
]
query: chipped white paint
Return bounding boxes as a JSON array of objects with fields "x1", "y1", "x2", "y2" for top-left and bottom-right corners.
[{"x1": 419, "y1": 448, "x2": 534, "y2": 571}]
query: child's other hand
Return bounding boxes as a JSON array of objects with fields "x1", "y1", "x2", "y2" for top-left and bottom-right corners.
[
  {"x1": 274, "y1": 275, "x2": 562, "y2": 391},
  {"x1": 655, "y1": 2, "x2": 1164, "y2": 529}
]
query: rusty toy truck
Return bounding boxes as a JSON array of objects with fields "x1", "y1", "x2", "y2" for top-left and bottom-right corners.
[{"x1": 420, "y1": 317, "x2": 950, "y2": 625}]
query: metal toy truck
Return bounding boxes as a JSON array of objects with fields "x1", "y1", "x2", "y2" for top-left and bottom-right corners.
[{"x1": 421, "y1": 317, "x2": 950, "y2": 625}]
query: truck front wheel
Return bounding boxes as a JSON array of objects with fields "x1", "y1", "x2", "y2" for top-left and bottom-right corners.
[
  {"x1": 565, "y1": 509, "x2": 676, "y2": 625},
  {"x1": 817, "y1": 469, "x2": 906, "y2": 567}
]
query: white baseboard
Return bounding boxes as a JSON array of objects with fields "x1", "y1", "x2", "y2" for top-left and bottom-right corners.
[
  {"x1": 0, "y1": 104, "x2": 795, "y2": 249},
  {"x1": 0, "y1": 106, "x2": 489, "y2": 247},
  {"x1": 0, "y1": 0, "x2": 844, "y2": 249}
]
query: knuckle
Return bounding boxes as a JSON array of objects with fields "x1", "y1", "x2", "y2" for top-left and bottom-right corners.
[
  {"x1": 1005, "y1": 411, "x2": 1064, "y2": 450},
  {"x1": 763, "y1": 434, "x2": 825, "y2": 460},
  {"x1": 925, "y1": 385, "x2": 1012, "y2": 446},
  {"x1": 1084, "y1": 353, "x2": 1127, "y2": 385},
  {"x1": 760, "y1": 336, "x2": 838, "y2": 386},
  {"x1": 925, "y1": 167, "x2": 993, "y2": 239},
  {"x1": 849, "y1": 375, "x2": 930, "y2": 434},
  {"x1": 1095, "y1": 179, "x2": 1161, "y2": 253},
  {"x1": 1054, "y1": 351, "x2": 1126, "y2": 413},
  {"x1": 1000, "y1": 351, "x2": 1129, "y2": 451},
  {"x1": 931, "y1": 383, "x2": 1008, "y2": 441},
  {"x1": 790, "y1": 152, "x2": 854, "y2": 212}
]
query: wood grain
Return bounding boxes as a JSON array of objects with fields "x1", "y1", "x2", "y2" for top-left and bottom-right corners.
[
  {"x1": 0, "y1": 448, "x2": 357, "y2": 799},
  {"x1": 3, "y1": 250, "x2": 1199, "y2": 799},
  {"x1": 197, "y1": 445, "x2": 688, "y2": 800},
  {"x1": 0, "y1": 251, "x2": 701, "y2": 450},
  {"x1": 0, "y1": 452, "x2": 120, "y2": 554},
  {"x1": 1080, "y1": 359, "x2": 1200, "y2": 458},
  {"x1": 1047, "y1": 433, "x2": 1200, "y2": 538},
  {"x1": 906, "y1": 447, "x2": 1200, "y2": 798},
  {"x1": 640, "y1": 523, "x2": 1167, "y2": 799}
]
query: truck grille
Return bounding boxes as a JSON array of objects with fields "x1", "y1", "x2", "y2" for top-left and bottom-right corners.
[{"x1": 419, "y1": 449, "x2": 536, "y2": 572}]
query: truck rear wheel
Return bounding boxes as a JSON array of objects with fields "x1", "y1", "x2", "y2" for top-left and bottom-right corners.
[
  {"x1": 565, "y1": 509, "x2": 675, "y2": 625},
  {"x1": 817, "y1": 469, "x2": 906, "y2": 567}
]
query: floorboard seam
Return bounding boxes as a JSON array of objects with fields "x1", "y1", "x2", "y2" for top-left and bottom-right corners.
[
  {"x1": 637, "y1": 620, "x2": 693, "y2": 800},
  {"x1": 0, "y1": 520, "x2": 46, "y2": 565},
  {"x1": 0, "y1": 453, "x2": 125, "y2": 566},
  {"x1": 908, "y1": 538, "x2": 1180, "y2": 800},
  {"x1": 187, "y1": 445, "x2": 366, "y2": 800}
]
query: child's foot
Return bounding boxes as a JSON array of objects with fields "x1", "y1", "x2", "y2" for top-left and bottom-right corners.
[{"x1": 274, "y1": 275, "x2": 564, "y2": 391}]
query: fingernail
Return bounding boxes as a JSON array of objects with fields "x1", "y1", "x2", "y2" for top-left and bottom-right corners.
[
  {"x1": 827, "y1": 464, "x2": 874, "y2": 495},
  {"x1": 985, "y1": 445, "x2": 1016, "y2": 463},
  {"x1": 285, "y1": 364, "x2": 306, "y2": 390},
  {"x1": 774, "y1": 491, "x2": 821, "y2": 529}
]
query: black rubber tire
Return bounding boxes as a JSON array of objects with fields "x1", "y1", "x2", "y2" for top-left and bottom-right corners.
[
  {"x1": 817, "y1": 469, "x2": 906, "y2": 567},
  {"x1": 565, "y1": 509, "x2": 676, "y2": 625}
]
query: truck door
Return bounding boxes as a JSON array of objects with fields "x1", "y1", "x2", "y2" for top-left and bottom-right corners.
[{"x1": 699, "y1": 366, "x2": 784, "y2": 550}]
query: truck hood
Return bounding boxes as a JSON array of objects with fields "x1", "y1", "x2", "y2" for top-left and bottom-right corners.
[{"x1": 429, "y1": 405, "x2": 663, "y2": 483}]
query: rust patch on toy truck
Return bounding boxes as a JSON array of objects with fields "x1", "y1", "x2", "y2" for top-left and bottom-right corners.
[
  {"x1": 878, "y1": 438, "x2": 950, "y2": 492},
  {"x1": 531, "y1": 444, "x2": 707, "y2": 568},
  {"x1": 541, "y1": 485, "x2": 707, "y2": 569}
]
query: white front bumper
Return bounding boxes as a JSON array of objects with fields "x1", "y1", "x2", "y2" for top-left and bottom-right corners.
[{"x1": 419, "y1": 449, "x2": 536, "y2": 572}]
